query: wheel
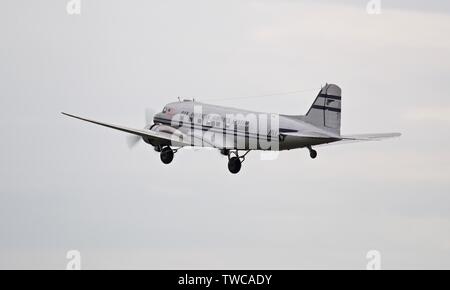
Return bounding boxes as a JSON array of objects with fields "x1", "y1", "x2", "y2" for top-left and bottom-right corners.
[
  {"x1": 309, "y1": 149, "x2": 317, "y2": 159},
  {"x1": 227, "y1": 157, "x2": 242, "y2": 174},
  {"x1": 160, "y1": 146, "x2": 174, "y2": 164}
]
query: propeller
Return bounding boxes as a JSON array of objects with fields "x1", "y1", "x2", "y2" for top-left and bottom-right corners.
[
  {"x1": 126, "y1": 135, "x2": 141, "y2": 149},
  {"x1": 126, "y1": 108, "x2": 156, "y2": 149}
]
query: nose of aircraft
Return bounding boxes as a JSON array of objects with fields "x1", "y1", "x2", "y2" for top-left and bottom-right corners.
[{"x1": 153, "y1": 112, "x2": 164, "y2": 125}]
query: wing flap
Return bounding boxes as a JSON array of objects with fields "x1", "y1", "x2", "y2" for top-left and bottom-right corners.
[{"x1": 280, "y1": 131, "x2": 340, "y2": 139}]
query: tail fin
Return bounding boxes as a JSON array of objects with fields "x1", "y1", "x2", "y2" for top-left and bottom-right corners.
[{"x1": 304, "y1": 84, "x2": 342, "y2": 135}]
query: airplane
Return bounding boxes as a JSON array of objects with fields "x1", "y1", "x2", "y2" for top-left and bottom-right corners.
[{"x1": 62, "y1": 84, "x2": 401, "y2": 174}]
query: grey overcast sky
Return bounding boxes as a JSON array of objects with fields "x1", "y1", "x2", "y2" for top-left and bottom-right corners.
[{"x1": 1, "y1": 0, "x2": 450, "y2": 269}]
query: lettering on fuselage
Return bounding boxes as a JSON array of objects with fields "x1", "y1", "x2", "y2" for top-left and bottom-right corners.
[{"x1": 155, "y1": 104, "x2": 280, "y2": 150}]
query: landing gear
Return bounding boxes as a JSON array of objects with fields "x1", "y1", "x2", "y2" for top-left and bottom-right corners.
[
  {"x1": 160, "y1": 146, "x2": 174, "y2": 164},
  {"x1": 226, "y1": 150, "x2": 250, "y2": 174},
  {"x1": 307, "y1": 146, "x2": 318, "y2": 159},
  {"x1": 228, "y1": 157, "x2": 241, "y2": 174}
]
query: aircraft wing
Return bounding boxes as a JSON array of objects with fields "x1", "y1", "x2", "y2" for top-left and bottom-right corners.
[
  {"x1": 61, "y1": 112, "x2": 193, "y2": 147},
  {"x1": 280, "y1": 131, "x2": 341, "y2": 139},
  {"x1": 317, "y1": 132, "x2": 402, "y2": 146},
  {"x1": 341, "y1": 133, "x2": 402, "y2": 140},
  {"x1": 280, "y1": 131, "x2": 401, "y2": 146}
]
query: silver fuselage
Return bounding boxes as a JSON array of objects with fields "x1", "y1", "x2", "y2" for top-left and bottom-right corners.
[{"x1": 152, "y1": 101, "x2": 341, "y2": 151}]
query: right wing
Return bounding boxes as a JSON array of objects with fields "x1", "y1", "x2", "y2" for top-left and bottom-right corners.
[
  {"x1": 342, "y1": 133, "x2": 402, "y2": 141},
  {"x1": 318, "y1": 132, "x2": 401, "y2": 146},
  {"x1": 61, "y1": 112, "x2": 193, "y2": 147}
]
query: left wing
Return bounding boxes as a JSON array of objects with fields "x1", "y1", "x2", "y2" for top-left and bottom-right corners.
[{"x1": 61, "y1": 112, "x2": 193, "y2": 147}]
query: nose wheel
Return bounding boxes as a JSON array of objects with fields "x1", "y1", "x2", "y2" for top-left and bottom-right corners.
[
  {"x1": 160, "y1": 146, "x2": 175, "y2": 164},
  {"x1": 228, "y1": 157, "x2": 242, "y2": 174},
  {"x1": 307, "y1": 146, "x2": 318, "y2": 159}
]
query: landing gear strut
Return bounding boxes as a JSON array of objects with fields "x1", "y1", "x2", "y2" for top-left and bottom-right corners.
[
  {"x1": 307, "y1": 146, "x2": 318, "y2": 159},
  {"x1": 227, "y1": 150, "x2": 250, "y2": 174},
  {"x1": 160, "y1": 146, "x2": 175, "y2": 164}
]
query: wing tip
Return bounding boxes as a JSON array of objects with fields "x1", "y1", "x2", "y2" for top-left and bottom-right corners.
[
  {"x1": 342, "y1": 132, "x2": 402, "y2": 141},
  {"x1": 61, "y1": 112, "x2": 78, "y2": 119},
  {"x1": 384, "y1": 132, "x2": 402, "y2": 139}
]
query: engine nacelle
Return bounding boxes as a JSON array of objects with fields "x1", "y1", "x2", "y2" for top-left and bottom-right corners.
[{"x1": 142, "y1": 124, "x2": 184, "y2": 146}]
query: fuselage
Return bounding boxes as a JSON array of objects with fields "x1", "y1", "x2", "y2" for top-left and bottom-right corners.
[
  {"x1": 152, "y1": 100, "x2": 341, "y2": 151},
  {"x1": 61, "y1": 83, "x2": 400, "y2": 174}
]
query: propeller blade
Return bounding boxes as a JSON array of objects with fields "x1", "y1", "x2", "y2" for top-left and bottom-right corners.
[
  {"x1": 126, "y1": 135, "x2": 141, "y2": 149},
  {"x1": 127, "y1": 108, "x2": 157, "y2": 149}
]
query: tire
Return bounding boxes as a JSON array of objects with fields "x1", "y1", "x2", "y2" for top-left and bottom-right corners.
[
  {"x1": 160, "y1": 147, "x2": 174, "y2": 164},
  {"x1": 228, "y1": 157, "x2": 242, "y2": 174},
  {"x1": 310, "y1": 149, "x2": 317, "y2": 159}
]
